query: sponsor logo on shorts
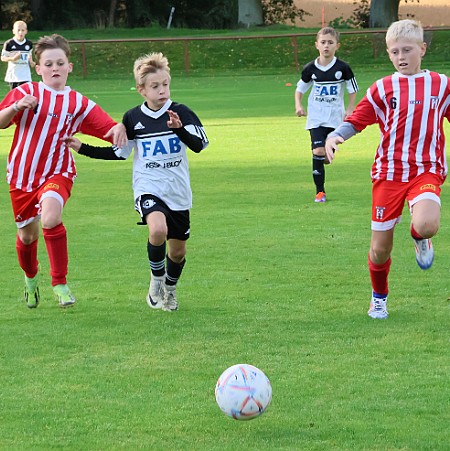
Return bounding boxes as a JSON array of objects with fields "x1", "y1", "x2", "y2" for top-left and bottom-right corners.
[
  {"x1": 44, "y1": 182, "x2": 60, "y2": 191},
  {"x1": 143, "y1": 199, "x2": 156, "y2": 209},
  {"x1": 420, "y1": 184, "x2": 436, "y2": 191}
]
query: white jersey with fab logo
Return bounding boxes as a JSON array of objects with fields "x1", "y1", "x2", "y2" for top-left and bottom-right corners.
[
  {"x1": 2, "y1": 38, "x2": 33, "y2": 83},
  {"x1": 296, "y1": 56, "x2": 358, "y2": 130},
  {"x1": 116, "y1": 99, "x2": 209, "y2": 211}
]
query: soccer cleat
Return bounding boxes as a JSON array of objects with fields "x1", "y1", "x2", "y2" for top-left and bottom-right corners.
[
  {"x1": 314, "y1": 192, "x2": 326, "y2": 203},
  {"x1": 24, "y1": 273, "x2": 40, "y2": 309},
  {"x1": 146, "y1": 275, "x2": 165, "y2": 309},
  {"x1": 53, "y1": 284, "x2": 76, "y2": 308},
  {"x1": 368, "y1": 293, "x2": 388, "y2": 319},
  {"x1": 162, "y1": 284, "x2": 179, "y2": 312},
  {"x1": 414, "y1": 238, "x2": 434, "y2": 270}
]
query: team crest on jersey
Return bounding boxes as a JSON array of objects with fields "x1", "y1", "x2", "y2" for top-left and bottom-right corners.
[
  {"x1": 430, "y1": 97, "x2": 439, "y2": 110},
  {"x1": 375, "y1": 206, "x2": 385, "y2": 220},
  {"x1": 335, "y1": 71, "x2": 343, "y2": 80}
]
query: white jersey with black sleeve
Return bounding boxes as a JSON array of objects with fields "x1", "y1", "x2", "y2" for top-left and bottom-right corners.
[
  {"x1": 296, "y1": 57, "x2": 358, "y2": 130},
  {"x1": 116, "y1": 99, "x2": 208, "y2": 211}
]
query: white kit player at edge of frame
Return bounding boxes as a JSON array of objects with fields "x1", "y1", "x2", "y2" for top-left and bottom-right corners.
[{"x1": 215, "y1": 364, "x2": 272, "y2": 420}]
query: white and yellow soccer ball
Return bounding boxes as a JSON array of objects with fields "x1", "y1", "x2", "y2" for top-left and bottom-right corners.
[{"x1": 215, "y1": 364, "x2": 272, "y2": 420}]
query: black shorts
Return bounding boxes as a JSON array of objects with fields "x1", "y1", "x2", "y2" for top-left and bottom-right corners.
[
  {"x1": 309, "y1": 126, "x2": 335, "y2": 150},
  {"x1": 135, "y1": 194, "x2": 190, "y2": 241}
]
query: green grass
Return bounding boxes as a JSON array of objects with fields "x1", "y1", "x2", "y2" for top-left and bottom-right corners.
[
  {"x1": 0, "y1": 25, "x2": 449, "y2": 79},
  {"x1": 0, "y1": 68, "x2": 450, "y2": 449}
]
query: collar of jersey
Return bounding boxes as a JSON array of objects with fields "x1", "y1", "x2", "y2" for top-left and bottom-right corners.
[
  {"x1": 141, "y1": 99, "x2": 172, "y2": 119},
  {"x1": 314, "y1": 56, "x2": 337, "y2": 72}
]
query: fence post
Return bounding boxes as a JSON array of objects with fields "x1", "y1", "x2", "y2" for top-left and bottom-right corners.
[
  {"x1": 81, "y1": 43, "x2": 87, "y2": 78},
  {"x1": 291, "y1": 36, "x2": 299, "y2": 72},
  {"x1": 184, "y1": 40, "x2": 189, "y2": 76}
]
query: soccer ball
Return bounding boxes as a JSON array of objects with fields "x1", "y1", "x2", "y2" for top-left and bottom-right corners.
[{"x1": 215, "y1": 364, "x2": 272, "y2": 420}]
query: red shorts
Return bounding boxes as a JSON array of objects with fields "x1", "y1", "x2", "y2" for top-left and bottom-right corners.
[
  {"x1": 10, "y1": 175, "x2": 73, "y2": 228},
  {"x1": 371, "y1": 172, "x2": 442, "y2": 231}
]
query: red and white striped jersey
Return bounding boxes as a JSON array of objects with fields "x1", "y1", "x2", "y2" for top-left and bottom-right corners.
[
  {"x1": 346, "y1": 70, "x2": 450, "y2": 182},
  {"x1": 2, "y1": 81, "x2": 117, "y2": 191}
]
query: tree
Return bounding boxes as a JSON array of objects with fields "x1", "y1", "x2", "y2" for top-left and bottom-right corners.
[
  {"x1": 369, "y1": 0, "x2": 419, "y2": 28},
  {"x1": 261, "y1": 0, "x2": 310, "y2": 25}
]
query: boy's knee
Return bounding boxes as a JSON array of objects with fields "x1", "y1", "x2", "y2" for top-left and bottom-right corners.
[{"x1": 413, "y1": 221, "x2": 439, "y2": 239}]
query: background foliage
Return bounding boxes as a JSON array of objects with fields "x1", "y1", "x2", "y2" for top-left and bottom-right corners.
[{"x1": 0, "y1": 0, "x2": 415, "y2": 31}]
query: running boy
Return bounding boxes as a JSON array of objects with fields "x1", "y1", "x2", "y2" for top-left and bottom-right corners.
[
  {"x1": 66, "y1": 52, "x2": 209, "y2": 312},
  {"x1": 325, "y1": 20, "x2": 450, "y2": 319},
  {"x1": 1, "y1": 20, "x2": 35, "y2": 90},
  {"x1": 0, "y1": 34, "x2": 126, "y2": 308},
  {"x1": 295, "y1": 27, "x2": 358, "y2": 203}
]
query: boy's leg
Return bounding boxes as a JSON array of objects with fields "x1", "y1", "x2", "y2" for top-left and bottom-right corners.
[
  {"x1": 369, "y1": 179, "x2": 406, "y2": 319},
  {"x1": 145, "y1": 210, "x2": 168, "y2": 309},
  {"x1": 10, "y1": 188, "x2": 41, "y2": 307},
  {"x1": 368, "y1": 229, "x2": 394, "y2": 319},
  {"x1": 310, "y1": 127, "x2": 334, "y2": 202},
  {"x1": 312, "y1": 151, "x2": 326, "y2": 199},
  {"x1": 16, "y1": 222, "x2": 41, "y2": 308},
  {"x1": 39, "y1": 178, "x2": 75, "y2": 307},
  {"x1": 162, "y1": 239, "x2": 187, "y2": 312},
  {"x1": 408, "y1": 175, "x2": 442, "y2": 270}
]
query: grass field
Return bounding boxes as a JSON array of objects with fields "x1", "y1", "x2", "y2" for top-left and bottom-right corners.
[{"x1": 0, "y1": 67, "x2": 449, "y2": 449}]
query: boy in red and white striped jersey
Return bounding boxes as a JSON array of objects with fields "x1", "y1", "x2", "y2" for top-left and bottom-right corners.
[
  {"x1": 325, "y1": 20, "x2": 450, "y2": 319},
  {"x1": 0, "y1": 34, "x2": 126, "y2": 308}
]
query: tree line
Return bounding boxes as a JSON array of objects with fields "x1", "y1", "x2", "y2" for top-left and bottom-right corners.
[{"x1": 0, "y1": 0, "x2": 413, "y2": 31}]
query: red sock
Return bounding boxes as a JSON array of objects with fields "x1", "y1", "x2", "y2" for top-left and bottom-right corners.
[
  {"x1": 410, "y1": 224, "x2": 423, "y2": 240},
  {"x1": 368, "y1": 255, "x2": 391, "y2": 296},
  {"x1": 43, "y1": 223, "x2": 68, "y2": 286},
  {"x1": 16, "y1": 236, "x2": 39, "y2": 278}
]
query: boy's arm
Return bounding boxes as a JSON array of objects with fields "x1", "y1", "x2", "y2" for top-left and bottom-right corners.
[
  {"x1": 295, "y1": 90, "x2": 306, "y2": 117},
  {"x1": 79, "y1": 143, "x2": 126, "y2": 160},
  {"x1": 0, "y1": 94, "x2": 38, "y2": 128},
  {"x1": 65, "y1": 136, "x2": 126, "y2": 161},
  {"x1": 325, "y1": 122, "x2": 359, "y2": 163},
  {"x1": 167, "y1": 109, "x2": 207, "y2": 153},
  {"x1": 344, "y1": 92, "x2": 357, "y2": 119}
]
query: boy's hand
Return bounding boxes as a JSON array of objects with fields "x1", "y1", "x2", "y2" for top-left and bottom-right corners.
[
  {"x1": 325, "y1": 136, "x2": 344, "y2": 163},
  {"x1": 296, "y1": 106, "x2": 306, "y2": 117},
  {"x1": 15, "y1": 95, "x2": 38, "y2": 112},
  {"x1": 63, "y1": 136, "x2": 82, "y2": 152},
  {"x1": 104, "y1": 123, "x2": 127, "y2": 148},
  {"x1": 167, "y1": 109, "x2": 182, "y2": 128}
]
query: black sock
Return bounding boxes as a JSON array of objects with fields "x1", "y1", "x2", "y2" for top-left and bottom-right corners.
[
  {"x1": 166, "y1": 256, "x2": 186, "y2": 286},
  {"x1": 312, "y1": 155, "x2": 325, "y2": 193},
  {"x1": 147, "y1": 241, "x2": 166, "y2": 277}
]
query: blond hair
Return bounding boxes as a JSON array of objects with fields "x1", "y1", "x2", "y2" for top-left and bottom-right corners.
[
  {"x1": 386, "y1": 19, "x2": 424, "y2": 44},
  {"x1": 317, "y1": 27, "x2": 340, "y2": 42},
  {"x1": 133, "y1": 52, "x2": 170, "y2": 87},
  {"x1": 13, "y1": 20, "x2": 28, "y2": 30}
]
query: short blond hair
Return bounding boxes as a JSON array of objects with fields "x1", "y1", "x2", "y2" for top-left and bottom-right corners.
[
  {"x1": 133, "y1": 52, "x2": 170, "y2": 87},
  {"x1": 386, "y1": 19, "x2": 424, "y2": 45},
  {"x1": 13, "y1": 20, "x2": 28, "y2": 30}
]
